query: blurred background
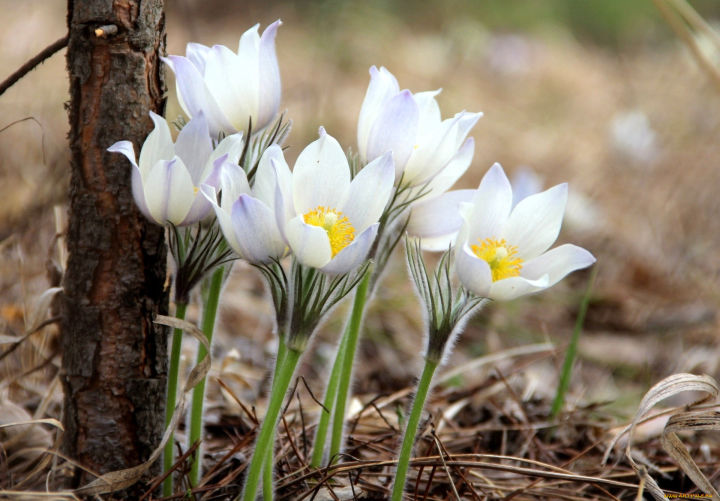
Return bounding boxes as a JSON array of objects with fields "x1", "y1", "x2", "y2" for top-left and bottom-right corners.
[{"x1": 2, "y1": 0, "x2": 720, "y2": 431}]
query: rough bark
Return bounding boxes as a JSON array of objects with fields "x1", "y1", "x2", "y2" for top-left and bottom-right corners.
[{"x1": 62, "y1": 0, "x2": 168, "y2": 494}]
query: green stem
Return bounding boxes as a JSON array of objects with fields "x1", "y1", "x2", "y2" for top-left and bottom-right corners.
[
  {"x1": 240, "y1": 347, "x2": 302, "y2": 501},
  {"x1": 310, "y1": 328, "x2": 348, "y2": 467},
  {"x1": 263, "y1": 336, "x2": 287, "y2": 500},
  {"x1": 550, "y1": 266, "x2": 597, "y2": 418},
  {"x1": 391, "y1": 358, "x2": 438, "y2": 501},
  {"x1": 188, "y1": 266, "x2": 224, "y2": 486},
  {"x1": 328, "y1": 268, "x2": 371, "y2": 463},
  {"x1": 163, "y1": 301, "x2": 188, "y2": 498}
]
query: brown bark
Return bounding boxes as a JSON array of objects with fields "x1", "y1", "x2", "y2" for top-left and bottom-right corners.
[{"x1": 62, "y1": 0, "x2": 168, "y2": 494}]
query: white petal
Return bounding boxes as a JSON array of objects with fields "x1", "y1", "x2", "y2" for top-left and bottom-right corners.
[
  {"x1": 272, "y1": 158, "x2": 294, "y2": 241},
  {"x1": 257, "y1": 20, "x2": 282, "y2": 130},
  {"x1": 339, "y1": 152, "x2": 394, "y2": 232},
  {"x1": 204, "y1": 44, "x2": 255, "y2": 133},
  {"x1": 229, "y1": 195, "x2": 285, "y2": 263},
  {"x1": 357, "y1": 66, "x2": 400, "y2": 161},
  {"x1": 366, "y1": 90, "x2": 419, "y2": 176},
  {"x1": 413, "y1": 89, "x2": 442, "y2": 138},
  {"x1": 138, "y1": 112, "x2": 174, "y2": 175},
  {"x1": 423, "y1": 137, "x2": 475, "y2": 199},
  {"x1": 201, "y1": 184, "x2": 243, "y2": 252},
  {"x1": 465, "y1": 163, "x2": 513, "y2": 242},
  {"x1": 174, "y1": 112, "x2": 212, "y2": 183},
  {"x1": 130, "y1": 163, "x2": 154, "y2": 222},
  {"x1": 219, "y1": 163, "x2": 251, "y2": 213},
  {"x1": 286, "y1": 215, "x2": 332, "y2": 268},
  {"x1": 144, "y1": 157, "x2": 195, "y2": 225},
  {"x1": 254, "y1": 145, "x2": 289, "y2": 208},
  {"x1": 211, "y1": 132, "x2": 245, "y2": 167},
  {"x1": 408, "y1": 189, "x2": 474, "y2": 239},
  {"x1": 107, "y1": 140, "x2": 138, "y2": 169},
  {"x1": 180, "y1": 155, "x2": 226, "y2": 225},
  {"x1": 162, "y1": 55, "x2": 234, "y2": 136},
  {"x1": 321, "y1": 224, "x2": 378, "y2": 275},
  {"x1": 502, "y1": 183, "x2": 568, "y2": 259},
  {"x1": 521, "y1": 244, "x2": 596, "y2": 287},
  {"x1": 455, "y1": 244, "x2": 492, "y2": 297},
  {"x1": 292, "y1": 129, "x2": 350, "y2": 214},
  {"x1": 489, "y1": 275, "x2": 550, "y2": 301},
  {"x1": 186, "y1": 42, "x2": 211, "y2": 73}
]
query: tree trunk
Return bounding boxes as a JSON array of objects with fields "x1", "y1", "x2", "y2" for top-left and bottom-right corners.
[{"x1": 62, "y1": 0, "x2": 168, "y2": 494}]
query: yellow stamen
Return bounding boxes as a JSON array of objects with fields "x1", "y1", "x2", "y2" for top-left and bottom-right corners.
[
  {"x1": 470, "y1": 238, "x2": 523, "y2": 282},
  {"x1": 303, "y1": 206, "x2": 355, "y2": 257}
]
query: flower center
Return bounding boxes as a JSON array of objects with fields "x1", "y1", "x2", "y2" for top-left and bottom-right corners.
[
  {"x1": 303, "y1": 206, "x2": 355, "y2": 257},
  {"x1": 470, "y1": 238, "x2": 523, "y2": 282}
]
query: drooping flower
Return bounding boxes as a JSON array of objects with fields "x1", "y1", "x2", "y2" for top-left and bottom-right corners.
[
  {"x1": 108, "y1": 111, "x2": 244, "y2": 226},
  {"x1": 274, "y1": 128, "x2": 395, "y2": 274},
  {"x1": 357, "y1": 66, "x2": 482, "y2": 188},
  {"x1": 200, "y1": 145, "x2": 289, "y2": 264},
  {"x1": 455, "y1": 163, "x2": 596, "y2": 300},
  {"x1": 163, "y1": 20, "x2": 282, "y2": 138}
]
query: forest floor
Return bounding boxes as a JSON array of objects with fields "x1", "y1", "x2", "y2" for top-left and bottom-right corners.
[{"x1": 1, "y1": 1, "x2": 720, "y2": 499}]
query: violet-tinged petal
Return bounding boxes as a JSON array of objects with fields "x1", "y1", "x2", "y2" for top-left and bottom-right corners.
[
  {"x1": 285, "y1": 215, "x2": 332, "y2": 268},
  {"x1": 357, "y1": 66, "x2": 400, "y2": 160},
  {"x1": 408, "y1": 189, "x2": 475, "y2": 240},
  {"x1": 229, "y1": 195, "x2": 285, "y2": 263},
  {"x1": 186, "y1": 42, "x2": 211, "y2": 73},
  {"x1": 174, "y1": 112, "x2": 213, "y2": 184},
  {"x1": 201, "y1": 184, "x2": 243, "y2": 252},
  {"x1": 321, "y1": 224, "x2": 378, "y2": 275},
  {"x1": 257, "y1": 20, "x2": 282, "y2": 130},
  {"x1": 366, "y1": 89, "x2": 419, "y2": 175},
  {"x1": 422, "y1": 137, "x2": 475, "y2": 200},
  {"x1": 107, "y1": 140, "x2": 138, "y2": 169},
  {"x1": 144, "y1": 157, "x2": 195, "y2": 225},
  {"x1": 204, "y1": 44, "x2": 255, "y2": 132}
]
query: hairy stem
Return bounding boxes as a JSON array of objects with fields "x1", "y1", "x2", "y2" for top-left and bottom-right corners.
[{"x1": 263, "y1": 336, "x2": 287, "y2": 500}]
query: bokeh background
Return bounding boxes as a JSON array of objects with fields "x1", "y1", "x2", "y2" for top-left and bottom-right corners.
[{"x1": 2, "y1": 0, "x2": 720, "y2": 455}]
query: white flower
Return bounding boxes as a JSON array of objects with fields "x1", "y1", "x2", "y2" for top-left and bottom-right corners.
[
  {"x1": 108, "y1": 112, "x2": 244, "y2": 226},
  {"x1": 200, "y1": 145, "x2": 289, "y2": 264},
  {"x1": 274, "y1": 128, "x2": 395, "y2": 274},
  {"x1": 163, "y1": 20, "x2": 282, "y2": 138},
  {"x1": 455, "y1": 163, "x2": 596, "y2": 300},
  {"x1": 357, "y1": 65, "x2": 482, "y2": 188}
]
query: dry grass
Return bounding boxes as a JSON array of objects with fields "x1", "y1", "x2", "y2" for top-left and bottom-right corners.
[{"x1": 1, "y1": 0, "x2": 720, "y2": 498}]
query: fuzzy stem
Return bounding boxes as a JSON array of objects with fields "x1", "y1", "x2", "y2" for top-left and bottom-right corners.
[
  {"x1": 188, "y1": 266, "x2": 224, "y2": 486},
  {"x1": 310, "y1": 324, "x2": 348, "y2": 467},
  {"x1": 263, "y1": 336, "x2": 288, "y2": 500},
  {"x1": 240, "y1": 347, "x2": 301, "y2": 501},
  {"x1": 163, "y1": 301, "x2": 188, "y2": 497},
  {"x1": 391, "y1": 358, "x2": 438, "y2": 501},
  {"x1": 551, "y1": 267, "x2": 596, "y2": 418},
  {"x1": 328, "y1": 268, "x2": 371, "y2": 463}
]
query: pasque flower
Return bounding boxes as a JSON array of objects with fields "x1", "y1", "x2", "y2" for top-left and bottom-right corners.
[
  {"x1": 108, "y1": 111, "x2": 244, "y2": 226},
  {"x1": 200, "y1": 145, "x2": 289, "y2": 264},
  {"x1": 164, "y1": 20, "x2": 282, "y2": 137},
  {"x1": 275, "y1": 128, "x2": 395, "y2": 274},
  {"x1": 455, "y1": 163, "x2": 596, "y2": 300},
  {"x1": 357, "y1": 66, "x2": 482, "y2": 188}
]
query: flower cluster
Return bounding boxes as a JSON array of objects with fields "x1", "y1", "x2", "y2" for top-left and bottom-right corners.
[{"x1": 106, "y1": 17, "x2": 596, "y2": 501}]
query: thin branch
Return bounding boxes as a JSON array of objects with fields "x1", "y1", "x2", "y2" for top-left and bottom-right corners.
[{"x1": 0, "y1": 35, "x2": 69, "y2": 97}]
